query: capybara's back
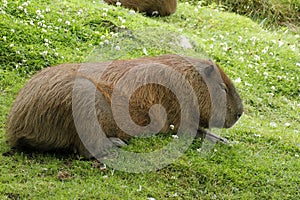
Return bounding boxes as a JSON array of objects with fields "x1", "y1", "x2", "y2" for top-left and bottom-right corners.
[{"x1": 103, "y1": 0, "x2": 177, "y2": 16}]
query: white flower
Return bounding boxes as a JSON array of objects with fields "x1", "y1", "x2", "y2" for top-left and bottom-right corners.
[
  {"x1": 116, "y1": 2, "x2": 121, "y2": 6},
  {"x1": 270, "y1": 122, "x2": 277, "y2": 127},
  {"x1": 100, "y1": 163, "x2": 106, "y2": 171},
  {"x1": 143, "y1": 47, "x2": 148, "y2": 55},
  {"x1": 103, "y1": 8, "x2": 108, "y2": 12},
  {"x1": 290, "y1": 45, "x2": 296, "y2": 51},
  {"x1": 284, "y1": 122, "x2": 291, "y2": 127},
  {"x1": 254, "y1": 55, "x2": 260, "y2": 61},
  {"x1": 173, "y1": 193, "x2": 178, "y2": 197},
  {"x1": 238, "y1": 36, "x2": 243, "y2": 42},
  {"x1": 18, "y1": 6, "x2": 24, "y2": 10},
  {"x1": 102, "y1": 13, "x2": 107, "y2": 17},
  {"x1": 245, "y1": 82, "x2": 252, "y2": 87},
  {"x1": 42, "y1": 51, "x2": 48, "y2": 55},
  {"x1": 58, "y1": 18, "x2": 62, "y2": 22},
  {"x1": 278, "y1": 40, "x2": 284, "y2": 47},
  {"x1": 54, "y1": 52, "x2": 59, "y2": 57},
  {"x1": 65, "y1": 21, "x2": 71, "y2": 26},
  {"x1": 271, "y1": 86, "x2": 275, "y2": 90},
  {"x1": 169, "y1": 124, "x2": 175, "y2": 130},
  {"x1": 22, "y1": 2, "x2": 29, "y2": 7},
  {"x1": 296, "y1": 63, "x2": 300, "y2": 67},
  {"x1": 262, "y1": 46, "x2": 269, "y2": 54},
  {"x1": 129, "y1": 10, "x2": 135, "y2": 15},
  {"x1": 238, "y1": 57, "x2": 244, "y2": 62},
  {"x1": 254, "y1": 133, "x2": 261, "y2": 137},
  {"x1": 45, "y1": 8, "x2": 50, "y2": 12},
  {"x1": 115, "y1": 46, "x2": 120, "y2": 51},
  {"x1": 11, "y1": 29, "x2": 15, "y2": 33},
  {"x1": 234, "y1": 77, "x2": 241, "y2": 83},
  {"x1": 36, "y1": 10, "x2": 41, "y2": 15},
  {"x1": 2, "y1": 36, "x2": 6, "y2": 42},
  {"x1": 77, "y1": 9, "x2": 83, "y2": 15},
  {"x1": 9, "y1": 43, "x2": 14, "y2": 48},
  {"x1": 172, "y1": 135, "x2": 179, "y2": 139}
]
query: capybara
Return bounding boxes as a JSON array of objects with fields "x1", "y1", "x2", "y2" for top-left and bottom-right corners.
[
  {"x1": 6, "y1": 54, "x2": 243, "y2": 158},
  {"x1": 103, "y1": 0, "x2": 177, "y2": 16}
]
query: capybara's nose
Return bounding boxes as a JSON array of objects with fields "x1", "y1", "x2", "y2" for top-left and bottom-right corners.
[{"x1": 237, "y1": 113, "x2": 242, "y2": 120}]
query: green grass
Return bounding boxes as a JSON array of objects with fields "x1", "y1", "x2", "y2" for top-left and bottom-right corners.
[
  {"x1": 0, "y1": 0, "x2": 299, "y2": 199},
  {"x1": 183, "y1": 0, "x2": 300, "y2": 30}
]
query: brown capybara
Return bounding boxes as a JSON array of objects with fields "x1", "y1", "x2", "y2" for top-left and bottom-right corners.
[
  {"x1": 6, "y1": 54, "x2": 243, "y2": 158},
  {"x1": 103, "y1": 0, "x2": 177, "y2": 16}
]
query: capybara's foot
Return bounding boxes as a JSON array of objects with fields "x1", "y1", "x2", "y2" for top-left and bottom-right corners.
[
  {"x1": 196, "y1": 128, "x2": 229, "y2": 144},
  {"x1": 109, "y1": 137, "x2": 127, "y2": 147}
]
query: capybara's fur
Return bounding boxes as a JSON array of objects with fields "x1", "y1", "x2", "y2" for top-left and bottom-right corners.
[
  {"x1": 6, "y1": 54, "x2": 243, "y2": 158},
  {"x1": 103, "y1": 0, "x2": 177, "y2": 16}
]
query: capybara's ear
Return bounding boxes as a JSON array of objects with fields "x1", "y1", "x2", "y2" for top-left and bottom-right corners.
[{"x1": 204, "y1": 65, "x2": 215, "y2": 76}]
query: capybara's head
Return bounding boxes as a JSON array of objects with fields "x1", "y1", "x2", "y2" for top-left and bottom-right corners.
[
  {"x1": 185, "y1": 57, "x2": 243, "y2": 129},
  {"x1": 103, "y1": 0, "x2": 177, "y2": 17},
  {"x1": 215, "y1": 64, "x2": 243, "y2": 128}
]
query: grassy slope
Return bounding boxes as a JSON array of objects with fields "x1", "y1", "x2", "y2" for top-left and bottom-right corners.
[{"x1": 0, "y1": 0, "x2": 299, "y2": 199}]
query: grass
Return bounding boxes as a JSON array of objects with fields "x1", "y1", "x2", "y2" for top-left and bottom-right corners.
[
  {"x1": 0, "y1": 0, "x2": 300, "y2": 199},
  {"x1": 183, "y1": 0, "x2": 300, "y2": 30}
]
